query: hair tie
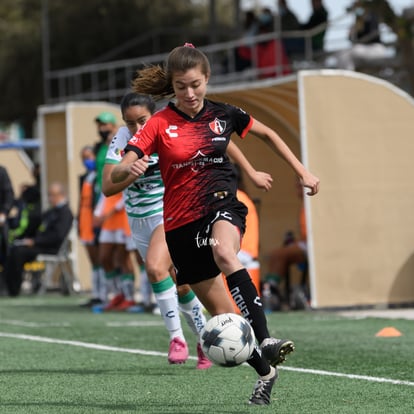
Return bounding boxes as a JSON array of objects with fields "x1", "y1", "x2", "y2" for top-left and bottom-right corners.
[{"x1": 183, "y1": 42, "x2": 195, "y2": 48}]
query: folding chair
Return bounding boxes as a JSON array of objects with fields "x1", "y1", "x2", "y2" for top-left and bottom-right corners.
[{"x1": 36, "y1": 236, "x2": 77, "y2": 295}]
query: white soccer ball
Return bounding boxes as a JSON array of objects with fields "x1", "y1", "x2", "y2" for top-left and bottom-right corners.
[{"x1": 200, "y1": 313, "x2": 256, "y2": 367}]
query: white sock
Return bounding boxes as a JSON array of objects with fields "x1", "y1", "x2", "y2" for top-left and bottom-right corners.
[
  {"x1": 121, "y1": 277, "x2": 135, "y2": 301},
  {"x1": 152, "y1": 276, "x2": 185, "y2": 341},
  {"x1": 98, "y1": 268, "x2": 107, "y2": 302},
  {"x1": 91, "y1": 267, "x2": 100, "y2": 299},
  {"x1": 178, "y1": 293, "x2": 207, "y2": 337},
  {"x1": 261, "y1": 366, "x2": 276, "y2": 380}
]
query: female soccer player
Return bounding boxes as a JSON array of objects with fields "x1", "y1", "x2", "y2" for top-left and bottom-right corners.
[
  {"x1": 102, "y1": 92, "x2": 211, "y2": 369},
  {"x1": 111, "y1": 44, "x2": 320, "y2": 405}
]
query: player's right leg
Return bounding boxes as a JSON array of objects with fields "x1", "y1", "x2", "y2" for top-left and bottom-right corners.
[{"x1": 132, "y1": 217, "x2": 188, "y2": 364}]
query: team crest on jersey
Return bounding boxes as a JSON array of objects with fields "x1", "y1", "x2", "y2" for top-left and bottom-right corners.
[
  {"x1": 114, "y1": 147, "x2": 125, "y2": 157},
  {"x1": 209, "y1": 118, "x2": 226, "y2": 135}
]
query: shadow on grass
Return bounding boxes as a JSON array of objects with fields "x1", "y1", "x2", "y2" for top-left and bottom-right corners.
[
  {"x1": 0, "y1": 367, "x2": 193, "y2": 376},
  {"x1": 1, "y1": 401, "x2": 246, "y2": 414},
  {"x1": 0, "y1": 402, "x2": 138, "y2": 412}
]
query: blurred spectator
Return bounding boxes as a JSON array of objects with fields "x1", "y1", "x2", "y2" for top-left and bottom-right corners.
[
  {"x1": 265, "y1": 179, "x2": 308, "y2": 310},
  {"x1": 300, "y1": 0, "x2": 329, "y2": 54},
  {"x1": 91, "y1": 111, "x2": 136, "y2": 312},
  {"x1": 278, "y1": 0, "x2": 303, "y2": 58},
  {"x1": 78, "y1": 145, "x2": 105, "y2": 307},
  {"x1": 93, "y1": 111, "x2": 118, "y2": 194},
  {"x1": 235, "y1": 10, "x2": 259, "y2": 71},
  {"x1": 255, "y1": 8, "x2": 291, "y2": 78},
  {"x1": 93, "y1": 191, "x2": 135, "y2": 311},
  {"x1": 4, "y1": 182, "x2": 73, "y2": 296},
  {"x1": 336, "y1": 1, "x2": 390, "y2": 71},
  {"x1": 0, "y1": 165, "x2": 14, "y2": 292},
  {"x1": 8, "y1": 184, "x2": 42, "y2": 243},
  {"x1": 31, "y1": 162, "x2": 41, "y2": 193},
  {"x1": 279, "y1": 0, "x2": 300, "y2": 31}
]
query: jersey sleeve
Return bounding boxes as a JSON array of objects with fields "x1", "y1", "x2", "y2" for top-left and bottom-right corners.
[
  {"x1": 227, "y1": 104, "x2": 253, "y2": 138},
  {"x1": 125, "y1": 117, "x2": 159, "y2": 158},
  {"x1": 105, "y1": 126, "x2": 131, "y2": 165}
]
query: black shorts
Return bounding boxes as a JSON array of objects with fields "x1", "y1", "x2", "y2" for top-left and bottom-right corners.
[{"x1": 165, "y1": 197, "x2": 247, "y2": 286}]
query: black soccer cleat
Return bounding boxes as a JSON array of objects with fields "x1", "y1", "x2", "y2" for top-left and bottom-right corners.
[
  {"x1": 248, "y1": 366, "x2": 278, "y2": 405},
  {"x1": 260, "y1": 337, "x2": 295, "y2": 366}
]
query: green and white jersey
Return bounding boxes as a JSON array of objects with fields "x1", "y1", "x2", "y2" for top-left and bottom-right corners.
[{"x1": 105, "y1": 126, "x2": 164, "y2": 218}]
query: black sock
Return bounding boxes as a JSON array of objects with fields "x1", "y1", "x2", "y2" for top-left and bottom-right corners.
[
  {"x1": 226, "y1": 268, "x2": 269, "y2": 343},
  {"x1": 247, "y1": 348, "x2": 271, "y2": 376}
]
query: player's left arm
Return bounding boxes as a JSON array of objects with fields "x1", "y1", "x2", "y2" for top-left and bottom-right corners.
[
  {"x1": 249, "y1": 118, "x2": 319, "y2": 195},
  {"x1": 227, "y1": 139, "x2": 273, "y2": 191}
]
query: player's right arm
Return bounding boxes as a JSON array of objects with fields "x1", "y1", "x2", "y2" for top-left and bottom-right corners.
[{"x1": 111, "y1": 152, "x2": 149, "y2": 184}]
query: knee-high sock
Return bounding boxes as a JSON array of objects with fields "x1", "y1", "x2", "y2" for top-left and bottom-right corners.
[
  {"x1": 247, "y1": 347, "x2": 272, "y2": 377},
  {"x1": 178, "y1": 290, "x2": 206, "y2": 337},
  {"x1": 152, "y1": 276, "x2": 185, "y2": 341},
  {"x1": 226, "y1": 268, "x2": 270, "y2": 343},
  {"x1": 91, "y1": 266, "x2": 101, "y2": 299},
  {"x1": 98, "y1": 267, "x2": 107, "y2": 302},
  {"x1": 120, "y1": 273, "x2": 135, "y2": 301},
  {"x1": 104, "y1": 270, "x2": 119, "y2": 298}
]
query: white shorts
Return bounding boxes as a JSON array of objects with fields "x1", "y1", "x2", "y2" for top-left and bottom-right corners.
[
  {"x1": 99, "y1": 229, "x2": 129, "y2": 245},
  {"x1": 125, "y1": 235, "x2": 136, "y2": 252},
  {"x1": 128, "y1": 214, "x2": 164, "y2": 260}
]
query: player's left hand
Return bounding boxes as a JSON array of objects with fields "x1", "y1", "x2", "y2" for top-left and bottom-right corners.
[
  {"x1": 250, "y1": 171, "x2": 273, "y2": 191},
  {"x1": 300, "y1": 172, "x2": 320, "y2": 196}
]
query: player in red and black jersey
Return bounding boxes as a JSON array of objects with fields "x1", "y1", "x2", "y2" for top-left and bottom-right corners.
[
  {"x1": 112, "y1": 44, "x2": 320, "y2": 406},
  {"x1": 125, "y1": 99, "x2": 253, "y2": 231}
]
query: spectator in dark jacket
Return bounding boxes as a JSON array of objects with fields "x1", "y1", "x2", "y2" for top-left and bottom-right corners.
[
  {"x1": 301, "y1": 0, "x2": 328, "y2": 53},
  {"x1": 4, "y1": 181, "x2": 73, "y2": 296},
  {"x1": 8, "y1": 185, "x2": 42, "y2": 242},
  {"x1": 0, "y1": 165, "x2": 14, "y2": 294},
  {"x1": 0, "y1": 165, "x2": 14, "y2": 267}
]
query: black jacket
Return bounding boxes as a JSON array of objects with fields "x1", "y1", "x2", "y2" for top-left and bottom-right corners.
[
  {"x1": 0, "y1": 166, "x2": 14, "y2": 216},
  {"x1": 34, "y1": 202, "x2": 73, "y2": 253}
]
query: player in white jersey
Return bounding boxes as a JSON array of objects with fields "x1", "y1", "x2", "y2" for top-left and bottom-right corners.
[{"x1": 103, "y1": 93, "x2": 211, "y2": 369}]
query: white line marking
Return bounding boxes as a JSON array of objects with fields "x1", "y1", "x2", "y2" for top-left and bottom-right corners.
[
  {"x1": 280, "y1": 366, "x2": 414, "y2": 387},
  {"x1": 106, "y1": 321, "x2": 165, "y2": 327},
  {"x1": 1, "y1": 331, "x2": 413, "y2": 387},
  {"x1": 0, "y1": 331, "x2": 176, "y2": 359},
  {"x1": 1, "y1": 320, "x2": 71, "y2": 328}
]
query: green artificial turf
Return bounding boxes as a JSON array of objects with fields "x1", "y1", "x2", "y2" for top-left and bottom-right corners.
[{"x1": 0, "y1": 294, "x2": 413, "y2": 413}]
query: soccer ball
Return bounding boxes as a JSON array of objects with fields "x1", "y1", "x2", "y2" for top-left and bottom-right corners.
[{"x1": 200, "y1": 313, "x2": 256, "y2": 367}]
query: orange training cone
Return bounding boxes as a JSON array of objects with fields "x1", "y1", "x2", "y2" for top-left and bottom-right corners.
[{"x1": 375, "y1": 327, "x2": 402, "y2": 337}]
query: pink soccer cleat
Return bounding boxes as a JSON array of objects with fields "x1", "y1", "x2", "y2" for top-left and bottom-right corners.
[
  {"x1": 168, "y1": 337, "x2": 189, "y2": 364},
  {"x1": 196, "y1": 343, "x2": 212, "y2": 370}
]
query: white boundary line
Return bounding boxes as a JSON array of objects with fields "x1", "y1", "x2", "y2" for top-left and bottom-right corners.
[
  {"x1": 1, "y1": 320, "x2": 71, "y2": 328},
  {"x1": 1, "y1": 331, "x2": 413, "y2": 387}
]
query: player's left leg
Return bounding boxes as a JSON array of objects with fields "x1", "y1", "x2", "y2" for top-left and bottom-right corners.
[{"x1": 212, "y1": 219, "x2": 295, "y2": 366}]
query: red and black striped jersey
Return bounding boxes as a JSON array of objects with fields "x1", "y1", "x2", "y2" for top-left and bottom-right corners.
[{"x1": 125, "y1": 99, "x2": 253, "y2": 231}]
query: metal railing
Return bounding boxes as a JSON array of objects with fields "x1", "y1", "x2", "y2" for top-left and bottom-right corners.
[{"x1": 42, "y1": 23, "x2": 333, "y2": 104}]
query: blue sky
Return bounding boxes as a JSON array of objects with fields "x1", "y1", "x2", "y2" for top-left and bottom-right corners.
[{"x1": 241, "y1": 0, "x2": 414, "y2": 50}]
